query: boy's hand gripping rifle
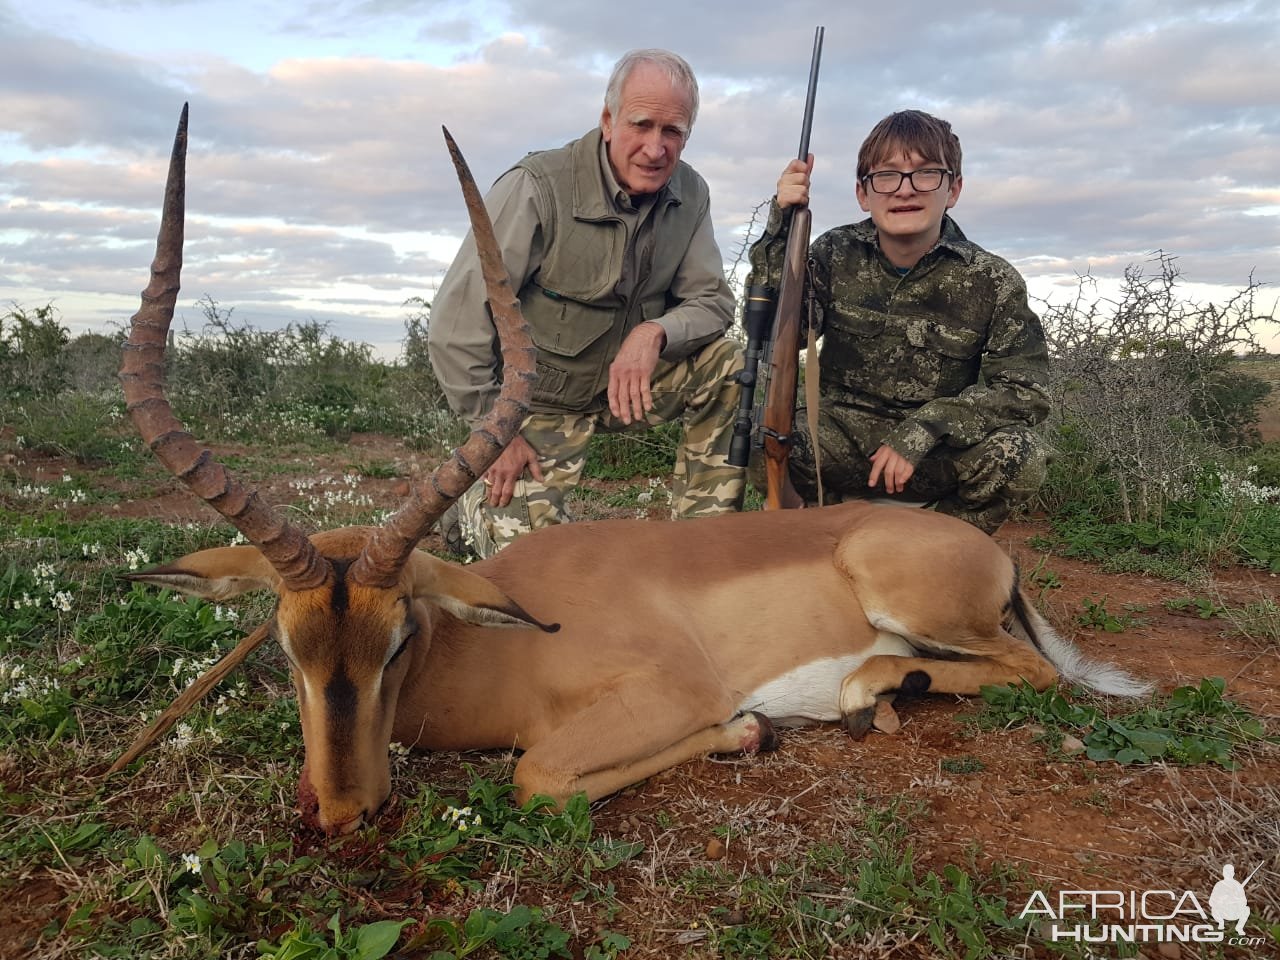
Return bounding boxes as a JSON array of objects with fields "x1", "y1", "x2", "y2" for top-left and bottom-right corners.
[{"x1": 727, "y1": 26, "x2": 823, "y2": 510}]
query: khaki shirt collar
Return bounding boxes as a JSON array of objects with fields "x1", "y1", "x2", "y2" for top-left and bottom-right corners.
[{"x1": 572, "y1": 127, "x2": 681, "y2": 220}]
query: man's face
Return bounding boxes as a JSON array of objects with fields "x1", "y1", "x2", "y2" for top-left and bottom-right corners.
[
  {"x1": 855, "y1": 149, "x2": 962, "y2": 246},
  {"x1": 600, "y1": 63, "x2": 692, "y2": 197}
]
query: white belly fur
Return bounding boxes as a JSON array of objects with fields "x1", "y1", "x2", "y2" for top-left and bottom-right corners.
[{"x1": 737, "y1": 633, "x2": 917, "y2": 721}]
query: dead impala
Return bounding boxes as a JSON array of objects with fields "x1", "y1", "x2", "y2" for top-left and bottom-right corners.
[{"x1": 116, "y1": 107, "x2": 1150, "y2": 836}]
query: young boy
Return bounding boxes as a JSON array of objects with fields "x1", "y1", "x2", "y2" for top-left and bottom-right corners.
[{"x1": 746, "y1": 110, "x2": 1050, "y2": 534}]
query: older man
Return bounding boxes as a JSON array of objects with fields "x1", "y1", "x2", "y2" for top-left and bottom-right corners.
[{"x1": 428, "y1": 49, "x2": 744, "y2": 558}]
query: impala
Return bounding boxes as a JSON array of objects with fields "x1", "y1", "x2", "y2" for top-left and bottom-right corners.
[{"x1": 116, "y1": 108, "x2": 1150, "y2": 836}]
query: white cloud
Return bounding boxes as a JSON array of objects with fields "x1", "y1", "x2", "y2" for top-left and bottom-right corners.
[{"x1": 0, "y1": 0, "x2": 1275, "y2": 354}]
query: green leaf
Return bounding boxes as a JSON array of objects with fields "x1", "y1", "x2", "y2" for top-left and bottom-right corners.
[
  {"x1": 1126, "y1": 729, "x2": 1172, "y2": 757},
  {"x1": 355, "y1": 920, "x2": 409, "y2": 960},
  {"x1": 1114, "y1": 747, "x2": 1149, "y2": 764}
]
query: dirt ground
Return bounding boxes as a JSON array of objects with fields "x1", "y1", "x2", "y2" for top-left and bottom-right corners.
[{"x1": 6, "y1": 433, "x2": 1279, "y2": 958}]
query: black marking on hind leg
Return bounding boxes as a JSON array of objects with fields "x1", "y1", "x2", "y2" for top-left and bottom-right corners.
[{"x1": 899, "y1": 669, "x2": 932, "y2": 697}]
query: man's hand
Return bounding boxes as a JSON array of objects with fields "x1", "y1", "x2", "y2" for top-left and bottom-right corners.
[
  {"x1": 868, "y1": 444, "x2": 914, "y2": 495},
  {"x1": 608, "y1": 321, "x2": 666, "y2": 424},
  {"x1": 482, "y1": 434, "x2": 544, "y2": 508},
  {"x1": 776, "y1": 154, "x2": 814, "y2": 211}
]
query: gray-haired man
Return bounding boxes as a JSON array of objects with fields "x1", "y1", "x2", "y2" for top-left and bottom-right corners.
[{"x1": 428, "y1": 49, "x2": 744, "y2": 557}]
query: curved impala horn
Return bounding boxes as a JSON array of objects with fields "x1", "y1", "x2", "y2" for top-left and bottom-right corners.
[
  {"x1": 119, "y1": 104, "x2": 329, "y2": 591},
  {"x1": 352, "y1": 127, "x2": 536, "y2": 587}
]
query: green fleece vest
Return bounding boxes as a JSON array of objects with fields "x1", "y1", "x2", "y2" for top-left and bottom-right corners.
[{"x1": 512, "y1": 128, "x2": 709, "y2": 412}]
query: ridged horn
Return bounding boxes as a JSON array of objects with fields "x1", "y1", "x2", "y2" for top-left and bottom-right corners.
[
  {"x1": 119, "y1": 104, "x2": 330, "y2": 592},
  {"x1": 351, "y1": 127, "x2": 535, "y2": 587}
]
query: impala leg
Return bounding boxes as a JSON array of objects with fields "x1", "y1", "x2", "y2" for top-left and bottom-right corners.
[
  {"x1": 512, "y1": 688, "x2": 777, "y2": 807},
  {"x1": 838, "y1": 639, "x2": 1057, "y2": 739}
]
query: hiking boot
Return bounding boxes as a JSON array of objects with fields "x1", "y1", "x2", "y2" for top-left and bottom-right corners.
[{"x1": 438, "y1": 502, "x2": 476, "y2": 560}]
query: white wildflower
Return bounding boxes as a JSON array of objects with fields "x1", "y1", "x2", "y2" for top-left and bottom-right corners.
[
  {"x1": 181, "y1": 853, "x2": 201, "y2": 875},
  {"x1": 170, "y1": 722, "x2": 194, "y2": 749}
]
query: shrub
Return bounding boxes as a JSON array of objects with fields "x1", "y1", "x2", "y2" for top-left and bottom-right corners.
[
  {"x1": 1038, "y1": 252, "x2": 1276, "y2": 524},
  {"x1": 0, "y1": 303, "x2": 69, "y2": 401}
]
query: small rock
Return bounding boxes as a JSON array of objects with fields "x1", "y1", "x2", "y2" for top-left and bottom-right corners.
[
  {"x1": 705, "y1": 837, "x2": 725, "y2": 860},
  {"x1": 674, "y1": 930, "x2": 708, "y2": 945},
  {"x1": 1061, "y1": 735, "x2": 1086, "y2": 755},
  {"x1": 872, "y1": 700, "x2": 901, "y2": 734}
]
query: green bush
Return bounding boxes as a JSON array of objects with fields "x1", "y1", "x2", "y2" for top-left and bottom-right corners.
[
  {"x1": 0, "y1": 303, "x2": 69, "y2": 401},
  {"x1": 1038, "y1": 254, "x2": 1274, "y2": 525},
  {"x1": 1249, "y1": 441, "x2": 1280, "y2": 489}
]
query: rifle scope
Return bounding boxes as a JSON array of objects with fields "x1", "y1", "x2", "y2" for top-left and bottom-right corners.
[{"x1": 728, "y1": 284, "x2": 777, "y2": 467}]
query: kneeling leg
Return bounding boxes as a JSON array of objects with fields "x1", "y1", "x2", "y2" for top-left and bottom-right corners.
[
  {"x1": 839, "y1": 638, "x2": 1057, "y2": 738},
  {"x1": 514, "y1": 683, "x2": 777, "y2": 807}
]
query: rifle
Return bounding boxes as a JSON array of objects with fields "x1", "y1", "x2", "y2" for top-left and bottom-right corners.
[{"x1": 727, "y1": 26, "x2": 823, "y2": 511}]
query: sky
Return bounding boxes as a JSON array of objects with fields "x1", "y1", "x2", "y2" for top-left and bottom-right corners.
[{"x1": 2, "y1": 0, "x2": 1277, "y2": 357}]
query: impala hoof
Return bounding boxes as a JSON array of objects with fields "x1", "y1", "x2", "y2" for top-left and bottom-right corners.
[
  {"x1": 746, "y1": 711, "x2": 779, "y2": 753},
  {"x1": 842, "y1": 706, "x2": 875, "y2": 740}
]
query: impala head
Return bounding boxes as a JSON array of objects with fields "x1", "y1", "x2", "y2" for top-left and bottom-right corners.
[{"x1": 119, "y1": 106, "x2": 542, "y2": 834}]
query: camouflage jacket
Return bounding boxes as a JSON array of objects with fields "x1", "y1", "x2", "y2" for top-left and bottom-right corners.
[{"x1": 747, "y1": 207, "x2": 1050, "y2": 464}]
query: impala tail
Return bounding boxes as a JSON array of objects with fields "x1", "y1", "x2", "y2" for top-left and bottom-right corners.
[{"x1": 1009, "y1": 587, "x2": 1153, "y2": 697}]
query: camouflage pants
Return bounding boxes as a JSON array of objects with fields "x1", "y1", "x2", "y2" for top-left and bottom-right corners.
[
  {"x1": 788, "y1": 402, "x2": 1049, "y2": 535},
  {"x1": 453, "y1": 338, "x2": 746, "y2": 558}
]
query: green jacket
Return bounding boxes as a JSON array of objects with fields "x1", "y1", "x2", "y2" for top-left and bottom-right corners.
[
  {"x1": 429, "y1": 128, "x2": 732, "y2": 422},
  {"x1": 513, "y1": 129, "x2": 718, "y2": 411},
  {"x1": 747, "y1": 208, "x2": 1050, "y2": 463}
]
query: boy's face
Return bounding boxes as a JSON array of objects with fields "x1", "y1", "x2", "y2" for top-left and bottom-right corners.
[{"x1": 856, "y1": 149, "x2": 962, "y2": 247}]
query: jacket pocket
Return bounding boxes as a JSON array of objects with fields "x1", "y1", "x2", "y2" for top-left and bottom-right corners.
[
  {"x1": 523, "y1": 288, "x2": 619, "y2": 409},
  {"x1": 528, "y1": 288, "x2": 617, "y2": 357},
  {"x1": 824, "y1": 306, "x2": 886, "y2": 340},
  {"x1": 899, "y1": 319, "x2": 984, "y2": 399},
  {"x1": 905, "y1": 319, "x2": 984, "y2": 360},
  {"x1": 819, "y1": 306, "x2": 887, "y2": 393}
]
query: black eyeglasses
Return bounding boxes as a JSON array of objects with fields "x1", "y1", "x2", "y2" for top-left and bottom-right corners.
[{"x1": 861, "y1": 168, "x2": 953, "y2": 194}]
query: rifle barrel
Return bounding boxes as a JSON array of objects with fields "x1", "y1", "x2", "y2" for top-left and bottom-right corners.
[{"x1": 796, "y1": 26, "x2": 824, "y2": 162}]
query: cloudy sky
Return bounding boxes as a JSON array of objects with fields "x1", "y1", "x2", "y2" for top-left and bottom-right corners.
[{"x1": 2, "y1": 0, "x2": 1277, "y2": 356}]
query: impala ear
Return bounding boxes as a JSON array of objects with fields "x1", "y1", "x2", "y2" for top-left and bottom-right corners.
[
  {"x1": 123, "y1": 546, "x2": 282, "y2": 600},
  {"x1": 406, "y1": 552, "x2": 559, "y2": 632}
]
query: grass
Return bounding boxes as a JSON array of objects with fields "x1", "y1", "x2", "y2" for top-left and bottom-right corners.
[
  {"x1": 4, "y1": 309, "x2": 1279, "y2": 957},
  {"x1": 977, "y1": 677, "x2": 1269, "y2": 769},
  {"x1": 0, "y1": 475, "x2": 1105, "y2": 959}
]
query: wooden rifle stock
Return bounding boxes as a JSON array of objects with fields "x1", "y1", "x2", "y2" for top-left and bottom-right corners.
[
  {"x1": 761, "y1": 25, "x2": 823, "y2": 511},
  {"x1": 761, "y1": 207, "x2": 811, "y2": 510}
]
